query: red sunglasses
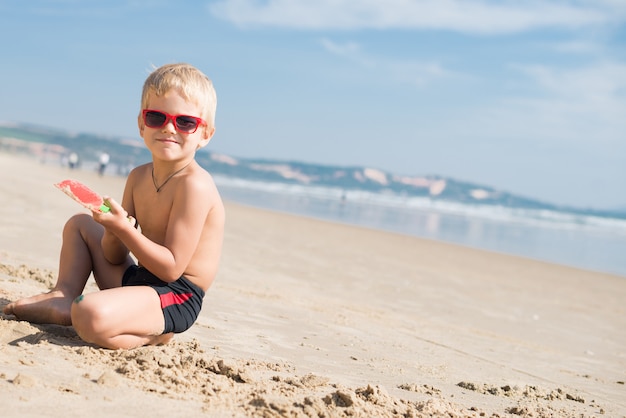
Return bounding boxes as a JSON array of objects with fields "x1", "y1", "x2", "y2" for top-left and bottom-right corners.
[{"x1": 142, "y1": 109, "x2": 207, "y2": 133}]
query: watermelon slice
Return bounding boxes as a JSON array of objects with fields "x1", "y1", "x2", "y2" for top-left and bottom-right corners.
[{"x1": 54, "y1": 179, "x2": 110, "y2": 213}]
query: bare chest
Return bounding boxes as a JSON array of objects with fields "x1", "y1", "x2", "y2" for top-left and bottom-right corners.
[{"x1": 134, "y1": 190, "x2": 173, "y2": 244}]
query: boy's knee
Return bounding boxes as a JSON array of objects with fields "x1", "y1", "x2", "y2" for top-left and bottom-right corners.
[
  {"x1": 64, "y1": 213, "x2": 92, "y2": 232},
  {"x1": 68, "y1": 212, "x2": 92, "y2": 224},
  {"x1": 71, "y1": 296, "x2": 106, "y2": 343}
]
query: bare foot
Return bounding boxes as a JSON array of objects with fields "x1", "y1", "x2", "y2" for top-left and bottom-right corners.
[{"x1": 3, "y1": 290, "x2": 73, "y2": 326}]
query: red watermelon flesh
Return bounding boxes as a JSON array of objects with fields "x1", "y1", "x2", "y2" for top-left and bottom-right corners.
[{"x1": 54, "y1": 179, "x2": 110, "y2": 212}]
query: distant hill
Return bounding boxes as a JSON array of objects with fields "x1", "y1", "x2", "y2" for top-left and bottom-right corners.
[{"x1": 1, "y1": 123, "x2": 624, "y2": 220}]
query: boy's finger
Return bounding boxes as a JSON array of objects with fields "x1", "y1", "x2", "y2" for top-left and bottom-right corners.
[{"x1": 102, "y1": 196, "x2": 119, "y2": 211}]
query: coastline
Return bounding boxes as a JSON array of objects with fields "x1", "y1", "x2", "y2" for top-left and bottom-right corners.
[
  {"x1": 1, "y1": 151, "x2": 625, "y2": 417},
  {"x1": 216, "y1": 180, "x2": 626, "y2": 278}
]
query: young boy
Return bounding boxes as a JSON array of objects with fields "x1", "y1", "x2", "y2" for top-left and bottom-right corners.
[{"x1": 3, "y1": 63, "x2": 224, "y2": 349}]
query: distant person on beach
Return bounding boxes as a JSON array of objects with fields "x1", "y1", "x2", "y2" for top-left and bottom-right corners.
[
  {"x1": 98, "y1": 152, "x2": 110, "y2": 176},
  {"x1": 68, "y1": 152, "x2": 79, "y2": 169},
  {"x1": 3, "y1": 63, "x2": 224, "y2": 349}
]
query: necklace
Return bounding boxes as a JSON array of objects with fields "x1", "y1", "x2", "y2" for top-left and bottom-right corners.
[{"x1": 151, "y1": 162, "x2": 191, "y2": 193}]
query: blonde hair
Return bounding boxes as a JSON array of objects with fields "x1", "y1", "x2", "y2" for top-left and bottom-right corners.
[{"x1": 140, "y1": 63, "x2": 217, "y2": 128}]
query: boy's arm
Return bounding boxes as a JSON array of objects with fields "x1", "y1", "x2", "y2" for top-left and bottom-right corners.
[{"x1": 100, "y1": 171, "x2": 137, "y2": 264}]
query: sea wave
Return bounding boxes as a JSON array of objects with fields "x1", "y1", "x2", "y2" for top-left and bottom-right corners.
[{"x1": 214, "y1": 176, "x2": 626, "y2": 235}]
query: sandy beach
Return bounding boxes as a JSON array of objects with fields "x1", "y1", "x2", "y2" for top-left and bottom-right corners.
[{"x1": 0, "y1": 151, "x2": 624, "y2": 417}]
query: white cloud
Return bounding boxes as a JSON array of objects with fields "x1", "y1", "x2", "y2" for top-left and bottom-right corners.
[
  {"x1": 319, "y1": 38, "x2": 361, "y2": 57},
  {"x1": 209, "y1": 0, "x2": 626, "y2": 34},
  {"x1": 475, "y1": 62, "x2": 626, "y2": 145},
  {"x1": 518, "y1": 62, "x2": 626, "y2": 102},
  {"x1": 319, "y1": 38, "x2": 456, "y2": 87}
]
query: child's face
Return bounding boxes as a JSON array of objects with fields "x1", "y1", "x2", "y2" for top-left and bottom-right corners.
[{"x1": 138, "y1": 89, "x2": 214, "y2": 161}]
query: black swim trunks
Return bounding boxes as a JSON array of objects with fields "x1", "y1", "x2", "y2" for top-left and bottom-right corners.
[{"x1": 122, "y1": 265, "x2": 205, "y2": 334}]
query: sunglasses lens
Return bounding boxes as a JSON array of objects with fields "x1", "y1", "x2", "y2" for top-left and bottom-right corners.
[
  {"x1": 175, "y1": 116, "x2": 199, "y2": 132},
  {"x1": 143, "y1": 110, "x2": 202, "y2": 133},
  {"x1": 144, "y1": 111, "x2": 167, "y2": 128}
]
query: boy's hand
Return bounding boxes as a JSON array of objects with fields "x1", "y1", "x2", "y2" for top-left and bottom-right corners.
[{"x1": 92, "y1": 197, "x2": 135, "y2": 231}]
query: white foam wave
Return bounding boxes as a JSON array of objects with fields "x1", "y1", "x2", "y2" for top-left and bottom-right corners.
[{"x1": 214, "y1": 176, "x2": 626, "y2": 235}]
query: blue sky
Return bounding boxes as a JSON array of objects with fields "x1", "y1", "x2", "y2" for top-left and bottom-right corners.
[{"x1": 1, "y1": 0, "x2": 625, "y2": 209}]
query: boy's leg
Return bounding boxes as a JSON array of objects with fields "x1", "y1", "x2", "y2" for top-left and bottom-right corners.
[
  {"x1": 3, "y1": 214, "x2": 132, "y2": 325},
  {"x1": 71, "y1": 285, "x2": 171, "y2": 349}
]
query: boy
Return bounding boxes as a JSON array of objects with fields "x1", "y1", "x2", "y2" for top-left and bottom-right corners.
[{"x1": 3, "y1": 63, "x2": 224, "y2": 349}]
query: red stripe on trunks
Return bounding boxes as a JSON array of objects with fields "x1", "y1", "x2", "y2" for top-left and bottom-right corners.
[{"x1": 160, "y1": 292, "x2": 193, "y2": 308}]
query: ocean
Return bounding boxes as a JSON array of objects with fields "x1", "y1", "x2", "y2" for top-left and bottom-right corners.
[{"x1": 214, "y1": 177, "x2": 626, "y2": 278}]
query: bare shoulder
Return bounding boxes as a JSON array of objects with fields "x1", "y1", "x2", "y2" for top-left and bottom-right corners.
[
  {"x1": 126, "y1": 163, "x2": 151, "y2": 185},
  {"x1": 179, "y1": 163, "x2": 224, "y2": 210},
  {"x1": 131, "y1": 163, "x2": 152, "y2": 176}
]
